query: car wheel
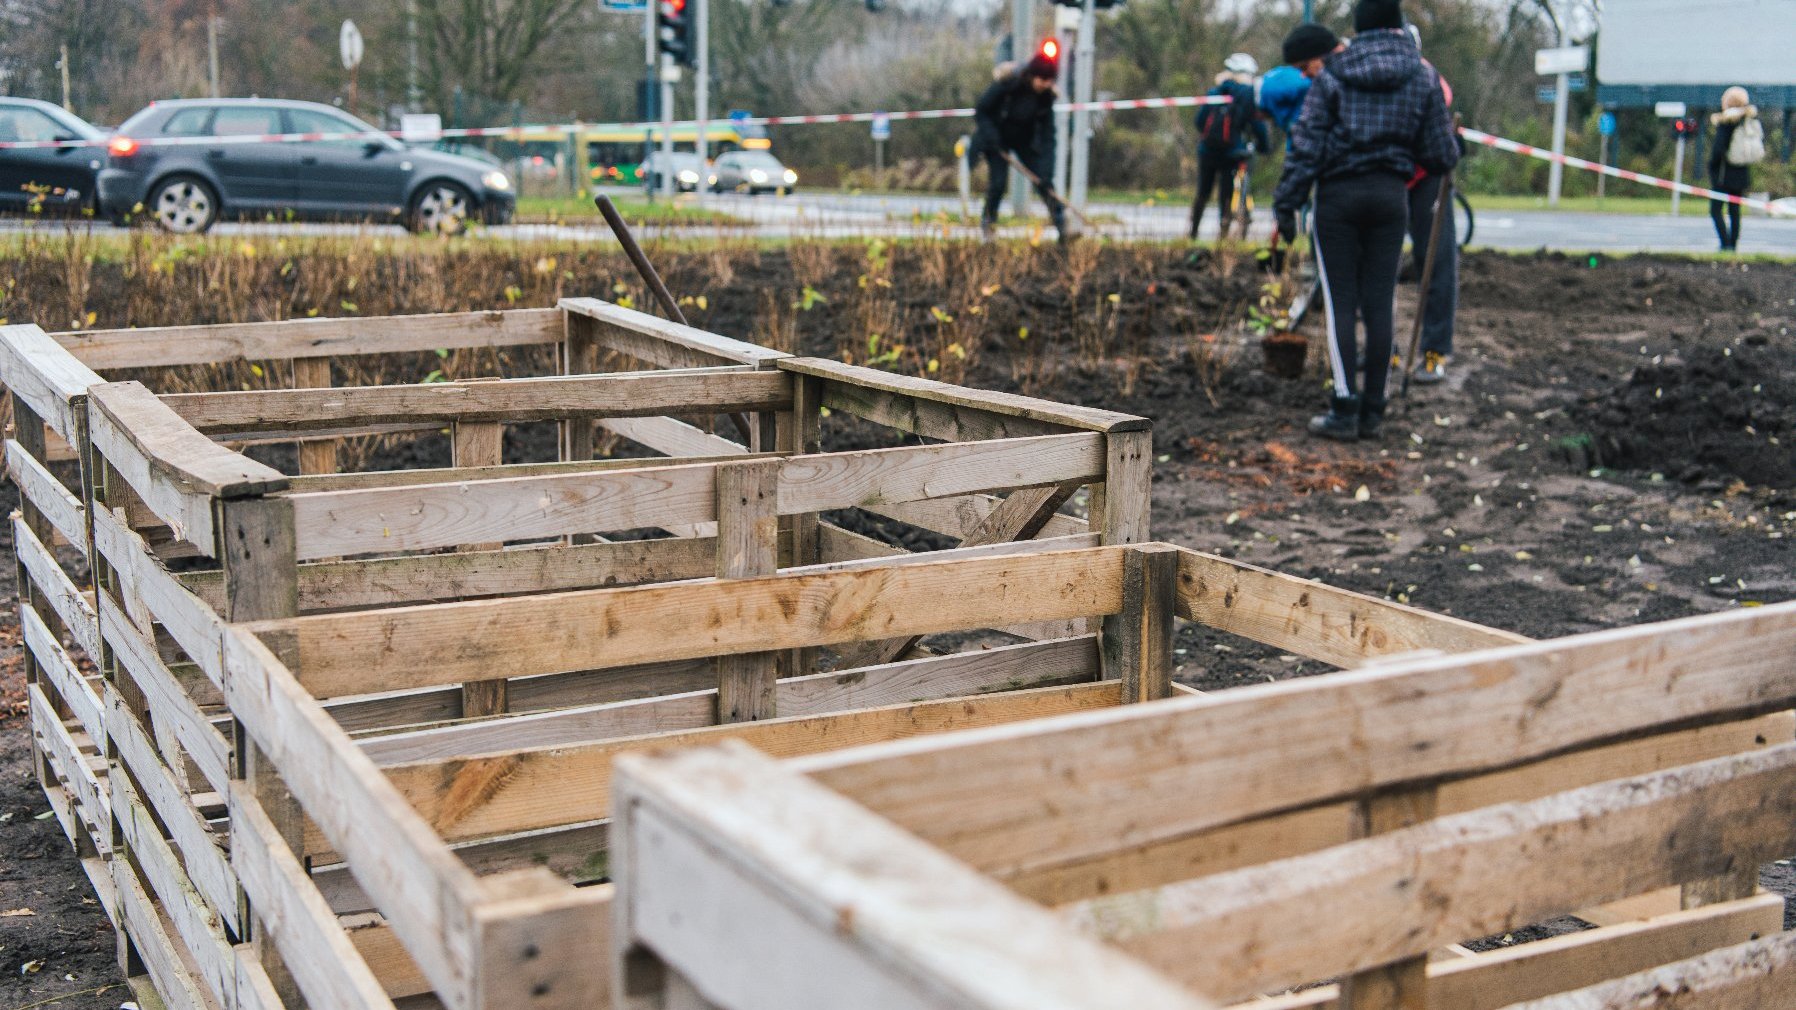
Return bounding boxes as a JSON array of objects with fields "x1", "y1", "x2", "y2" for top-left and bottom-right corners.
[
  {"x1": 149, "y1": 176, "x2": 218, "y2": 234},
  {"x1": 408, "y1": 181, "x2": 474, "y2": 236}
]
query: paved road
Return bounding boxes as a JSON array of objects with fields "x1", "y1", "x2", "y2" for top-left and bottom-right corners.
[{"x1": 4, "y1": 188, "x2": 1794, "y2": 254}]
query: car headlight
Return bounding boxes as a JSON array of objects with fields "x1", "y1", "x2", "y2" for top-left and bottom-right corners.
[
  {"x1": 782, "y1": 169, "x2": 798, "y2": 184},
  {"x1": 678, "y1": 169, "x2": 699, "y2": 184},
  {"x1": 482, "y1": 171, "x2": 511, "y2": 191},
  {"x1": 749, "y1": 170, "x2": 767, "y2": 183}
]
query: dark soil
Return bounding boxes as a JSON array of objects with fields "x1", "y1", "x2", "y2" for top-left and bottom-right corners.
[{"x1": 2, "y1": 244, "x2": 1794, "y2": 1005}]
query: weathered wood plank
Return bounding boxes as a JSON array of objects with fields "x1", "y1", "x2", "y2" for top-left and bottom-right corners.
[
  {"x1": 560, "y1": 297, "x2": 787, "y2": 367},
  {"x1": 0, "y1": 323, "x2": 102, "y2": 440},
  {"x1": 1105, "y1": 544, "x2": 1178, "y2": 702},
  {"x1": 775, "y1": 432, "x2": 1105, "y2": 515},
  {"x1": 600, "y1": 415, "x2": 746, "y2": 457},
  {"x1": 286, "y1": 451, "x2": 770, "y2": 493},
  {"x1": 779, "y1": 356, "x2": 1149, "y2": 434},
  {"x1": 1064, "y1": 744, "x2": 1796, "y2": 1002},
  {"x1": 797, "y1": 597, "x2": 1796, "y2": 882},
  {"x1": 5, "y1": 438, "x2": 87, "y2": 554},
  {"x1": 1496, "y1": 931, "x2": 1796, "y2": 1010},
  {"x1": 58, "y1": 307, "x2": 564, "y2": 369},
  {"x1": 111, "y1": 852, "x2": 214, "y2": 1010},
  {"x1": 611, "y1": 741, "x2": 1206, "y2": 1010},
  {"x1": 12, "y1": 515, "x2": 100, "y2": 659},
  {"x1": 92, "y1": 507, "x2": 229, "y2": 687},
  {"x1": 29, "y1": 685, "x2": 107, "y2": 835},
  {"x1": 382, "y1": 681, "x2": 1122, "y2": 843},
  {"x1": 100, "y1": 593, "x2": 232, "y2": 795},
  {"x1": 163, "y1": 368, "x2": 789, "y2": 433},
  {"x1": 715, "y1": 458, "x2": 782, "y2": 722},
  {"x1": 292, "y1": 356, "x2": 340, "y2": 476},
  {"x1": 1177, "y1": 550, "x2": 1530, "y2": 667},
  {"x1": 260, "y1": 546, "x2": 1126, "y2": 697},
  {"x1": 20, "y1": 604, "x2": 103, "y2": 748}
]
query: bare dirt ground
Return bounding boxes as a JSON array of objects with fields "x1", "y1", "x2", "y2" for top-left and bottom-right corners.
[{"x1": 1, "y1": 245, "x2": 1792, "y2": 1006}]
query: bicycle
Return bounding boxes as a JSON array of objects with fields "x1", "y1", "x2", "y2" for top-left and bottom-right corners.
[{"x1": 1453, "y1": 187, "x2": 1474, "y2": 249}]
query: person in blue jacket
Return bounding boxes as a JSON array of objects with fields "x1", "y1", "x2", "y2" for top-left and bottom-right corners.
[
  {"x1": 1259, "y1": 24, "x2": 1341, "y2": 148},
  {"x1": 1189, "y1": 53, "x2": 1271, "y2": 240}
]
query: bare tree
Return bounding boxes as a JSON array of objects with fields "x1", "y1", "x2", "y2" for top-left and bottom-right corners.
[{"x1": 414, "y1": 0, "x2": 591, "y2": 111}]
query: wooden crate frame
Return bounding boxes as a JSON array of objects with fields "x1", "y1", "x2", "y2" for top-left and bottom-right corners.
[
  {"x1": 612, "y1": 600, "x2": 1796, "y2": 1010},
  {"x1": 6, "y1": 304, "x2": 1549, "y2": 1010}
]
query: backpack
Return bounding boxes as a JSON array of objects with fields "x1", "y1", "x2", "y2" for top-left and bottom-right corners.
[
  {"x1": 1728, "y1": 118, "x2": 1766, "y2": 166},
  {"x1": 1200, "y1": 89, "x2": 1253, "y2": 152}
]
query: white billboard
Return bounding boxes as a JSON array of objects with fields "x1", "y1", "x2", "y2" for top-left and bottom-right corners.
[{"x1": 1598, "y1": 0, "x2": 1796, "y2": 86}]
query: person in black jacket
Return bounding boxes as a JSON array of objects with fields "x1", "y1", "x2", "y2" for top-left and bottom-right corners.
[
  {"x1": 1709, "y1": 87, "x2": 1763, "y2": 252},
  {"x1": 1272, "y1": 0, "x2": 1458, "y2": 441},
  {"x1": 973, "y1": 52, "x2": 1068, "y2": 242},
  {"x1": 1189, "y1": 54, "x2": 1271, "y2": 240}
]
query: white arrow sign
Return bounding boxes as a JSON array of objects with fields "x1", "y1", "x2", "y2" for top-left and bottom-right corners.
[{"x1": 340, "y1": 20, "x2": 365, "y2": 71}]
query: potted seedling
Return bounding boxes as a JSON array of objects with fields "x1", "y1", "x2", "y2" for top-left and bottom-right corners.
[{"x1": 1248, "y1": 278, "x2": 1307, "y2": 379}]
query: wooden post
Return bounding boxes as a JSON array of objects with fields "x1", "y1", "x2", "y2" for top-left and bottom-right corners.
[
  {"x1": 1339, "y1": 786, "x2": 1441, "y2": 1010},
  {"x1": 713, "y1": 459, "x2": 780, "y2": 722},
  {"x1": 561, "y1": 311, "x2": 599, "y2": 466},
  {"x1": 1102, "y1": 544, "x2": 1177, "y2": 703},
  {"x1": 782, "y1": 374, "x2": 824, "y2": 677},
  {"x1": 218, "y1": 494, "x2": 305, "y2": 1007},
  {"x1": 453, "y1": 417, "x2": 509, "y2": 716},
  {"x1": 290, "y1": 357, "x2": 338, "y2": 476},
  {"x1": 1100, "y1": 429, "x2": 1152, "y2": 546}
]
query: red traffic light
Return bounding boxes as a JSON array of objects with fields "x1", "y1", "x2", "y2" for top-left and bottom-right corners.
[
  {"x1": 664, "y1": 0, "x2": 686, "y2": 13},
  {"x1": 1040, "y1": 38, "x2": 1059, "y2": 60}
]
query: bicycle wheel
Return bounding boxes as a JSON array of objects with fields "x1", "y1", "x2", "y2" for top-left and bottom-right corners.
[{"x1": 1453, "y1": 189, "x2": 1474, "y2": 249}]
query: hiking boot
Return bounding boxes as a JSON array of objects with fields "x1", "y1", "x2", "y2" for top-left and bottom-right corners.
[
  {"x1": 1217, "y1": 211, "x2": 1233, "y2": 240},
  {"x1": 1414, "y1": 351, "x2": 1449, "y2": 385},
  {"x1": 1359, "y1": 397, "x2": 1387, "y2": 440},
  {"x1": 1308, "y1": 395, "x2": 1361, "y2": 442},
  {"x1": 980, "y1": 219, "x2": 996, "y2": 243}
]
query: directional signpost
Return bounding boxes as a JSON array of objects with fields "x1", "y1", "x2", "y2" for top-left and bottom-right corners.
[
  {"x1": 1536, "y1": 44, "x2": 1588, "y2": 207},
  {"x1": 871, "y1": 112, "x2": 891, "y2": 173},
  {"x1": 1598, "y1": 111, "x2": 1616, "y2": 200},
  {"x1": 340, "y1": 19, "x2": 365, "y2": 110}
]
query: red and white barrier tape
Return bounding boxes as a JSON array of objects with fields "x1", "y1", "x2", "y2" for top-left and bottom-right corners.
[
  {"x1": 0, "y1": 94, "x2": 1230, "y2": 151},
  {"x1": 1459, "y1": 127, "x2": 1795, "y2": 217}
]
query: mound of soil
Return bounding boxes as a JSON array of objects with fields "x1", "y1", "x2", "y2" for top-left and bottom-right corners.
[{"x1": 1574, "y1": 338, "x2": 1796, "y2": 490}]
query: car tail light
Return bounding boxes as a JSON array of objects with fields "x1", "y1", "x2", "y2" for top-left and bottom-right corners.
[{"x1": 107, "y1": 136, "x2": 140, "y2": 158}]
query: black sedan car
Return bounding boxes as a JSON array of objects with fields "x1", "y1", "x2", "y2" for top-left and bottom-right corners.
[
  {"x1": 98, "y1": 99, "x2": 514, "y2": 234},
  {"x1": 0, "y1": 98, "x2": 108, "y2": 214}
]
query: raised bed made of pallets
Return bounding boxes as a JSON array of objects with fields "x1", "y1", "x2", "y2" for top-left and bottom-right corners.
[{"x1": 613, "y1": 599, "x2": 1796, "y2": 1010}]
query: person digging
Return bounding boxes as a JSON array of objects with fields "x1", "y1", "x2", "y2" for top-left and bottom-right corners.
[{"x1": 972, "y1": 48, "x2": 1070, "y2": 243}]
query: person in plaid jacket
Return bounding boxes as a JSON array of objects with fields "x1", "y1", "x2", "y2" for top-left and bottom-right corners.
[{"x1": 1272, "y1": 0, "x2": 1458, "y2": 442}]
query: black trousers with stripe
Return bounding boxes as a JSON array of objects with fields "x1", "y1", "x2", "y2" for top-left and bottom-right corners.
[{"x1": 1313, "y1": 173, "x2": 1409, "y2": 403}]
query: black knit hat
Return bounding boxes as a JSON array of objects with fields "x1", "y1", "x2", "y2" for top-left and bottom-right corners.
[
  {"x1": 1282, "y1": 23, "x2": 1340, "y2": 64},
  {"x1": 1024, "y1": 53, "x2": 1058, "y2": 80},
  {"x1": 1353, "y1": 0, "x2": 1403, "y2": 31}
]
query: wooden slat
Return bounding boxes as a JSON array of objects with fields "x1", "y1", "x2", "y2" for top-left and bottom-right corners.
[
  {"x1": 380, "y1": 681, "x2": 1122, "y2": 843},
  {"x1": 94, "y1": 507, "x2": 230, "y2": 687},
  {"x1": 611, "y1": 741, "x2": 1207, "y2": 1010},
  {"x1": 1177, "y1": 550, "x2": 1529, "y2": 666},
  {"x1": 29, "y1": 684, "x2": 107, "y2": 832},
  {"x1": 779, "y1": 356, "x2": 1148, "y2": 434},
  {"x1": 20, "y1": 604, "x2": 103, "y2": 746},
  {"x1": 715, "y1": 458, "x2": 782, "y2": 722},
  {"x1": 286, "y1": 450, "x2": 770, "y2": 493},
  {"x1": 0, "y1": 323, "x2": 102, "y2": 440},
  {"x1": 1495, "y1": 931, "x2": 1796, "y2": 1010},
  {"x1": 13, "y1": 516, "x2": 100, "y2": 659},
  {"x1": 599, "y1": 415, "x2": 746, "y2": 457},
  {"x1": 101, "y1": 593, "x2": 233, "y2": 794},
  {"x1": 112, "y1": 855, "x2": 214, "y2": 1010},
  {"x1": 5, "y1": 438, "x2": 87, "y2": 554},
  {"x1": 560, "y1": 297, "x2": 787, "y2": 367},
  {"x1": 58, "y1": 307, "x2": 564, "y2": 369},
  {"x1": 1107, "y1": 544, "x2": 1177, "y2": 702},
  {"x1": 230, "y1": 787, "x2": 397, "y2": 1010},
  {"x1": 1063, "y1": 744, "x2": 1796, "y2": 1002},
  {"x1": 797, "y1": 597, "x2": 1796, "y2": 882},
  {"x1": 866, "y1": 493, "x2": 1088, "y2": 542},
  {"x1": 258, "y1": 546, "x2": 1126, "y2": 698},
  {"x1": 163, "y1": 368, "x2": 790, "y2": 433}
]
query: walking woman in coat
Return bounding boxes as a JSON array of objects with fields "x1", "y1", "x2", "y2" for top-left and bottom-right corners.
[{"x1": 1709, "y1": 87, "x2": 1765, "y2": 252}]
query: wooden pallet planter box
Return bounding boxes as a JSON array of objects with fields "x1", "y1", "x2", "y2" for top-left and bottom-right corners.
[{"x1": 613, "y1": 601, "x2": 1796, "y2": 1010}]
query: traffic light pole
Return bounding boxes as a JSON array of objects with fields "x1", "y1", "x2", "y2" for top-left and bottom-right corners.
[
  {"x1": 643, "y1": 0, "x2": 658, "y2": 201},
  {"x1": 1067, "y1": 0, "x2": 1097, "y2": 215},
  {"x1": 661, "y1": 64, "x2": 676, "y2": 199},
  {"x1": 1009, "y1": 0, "x2": 1032, "y2": 218},
  {"x1": 695, "y1": 0, "x2": 709, "y2": 202}
]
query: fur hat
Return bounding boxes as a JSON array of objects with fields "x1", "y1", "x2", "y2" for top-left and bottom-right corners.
[
  {"x1": 1282, "y1": 23, "x2": 1340, "y2": 64},
  {"x1": 1353, "y1": 0, "x2": 1403, "y2": 32}
]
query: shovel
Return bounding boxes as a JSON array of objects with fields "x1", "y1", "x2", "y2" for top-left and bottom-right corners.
[
  {"x1": 1396, "y1": 172, "x2": 1453, "y2": 412},
  {"x1": 999, "y1": 151, "x2": 1098, "y2": 232}
]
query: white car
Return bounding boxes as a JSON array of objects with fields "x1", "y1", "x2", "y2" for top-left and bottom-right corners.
[{"x1": 713, "y1": 150, "x2": 796, "y2": 195}]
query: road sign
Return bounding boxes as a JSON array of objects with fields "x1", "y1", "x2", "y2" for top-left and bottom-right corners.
[
  {"x1": 1537, "y1": 86, "x2": 1558, "y2": 104},
  {"x1": 1534, "y1": 45, "x2": 1587, "y2": 76},
  {"x1": 1599, "y1": 111, "x2": 1617, "y2": 136},
  {"x1": 1654, "y1": 101, "x2": 1688, "y2": 118},
  {"x1": 870, "y1": 113, "x2": 891, "y2": 141},
  {"x1": 1566, "y1": 72, "x2": 1586, "y2": 92},
  {"x1": 600, "y1": 0, "x2": 649, "y2": 9},
  {"x1": 728, "y1": 109, "x2": 751, "y2": 125},
  {"x1": 339, "y1": 20, "x2": 364, "y2": 71},
  {"x1": 401, "y1": 113, "x2": 443, "y2": 143}
]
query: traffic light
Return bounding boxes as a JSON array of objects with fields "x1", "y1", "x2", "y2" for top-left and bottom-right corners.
[
  {"x1": 1053, "y1": 0, "x2": 1124, "y2": 8},
  {"x1": 1040, "y1": 38, "x2": 1059, "y2": 62},
  {"x1": 658, "y1": 0, "x2": 694, "y2": 68},
  {"x1": 1670, "y1": 116, "x2": 1698, "y2": 140}
]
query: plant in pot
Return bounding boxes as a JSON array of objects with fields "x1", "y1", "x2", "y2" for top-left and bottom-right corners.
[{"x1": 1248, "y1": 278, "x2": 1308, "y2": 379}]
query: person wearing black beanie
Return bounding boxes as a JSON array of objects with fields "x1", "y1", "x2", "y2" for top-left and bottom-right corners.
[
  {"x1": 1354, "y1": 0, "x2": 1403, "y2": 32},
  {"x1": 1282, "y1": 23, "x2": 1339, "y2": 66},
  {"x1": 971, "y1": 52, "x2": 1069, "y2": 242}
]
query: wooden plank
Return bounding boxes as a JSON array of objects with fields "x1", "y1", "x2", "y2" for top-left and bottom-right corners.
[
  {"x1": 468, "y1": 869, "x2": 611, "y2": 1010},
  {"x1": 29, "y1": 685, "x2": 107, "y2": 834},
  {"x1": 600, "y1": 415, "x2": 746, "y2": 457},
  {"x1": 1063, "y1": 744, "x2": 1796, "y2": 1002},
  {"x1": 1229, "y1": 893, "x2": 1785, "y2": 1010},
  {"x1": 1100, "y1": 429, "x2": 1152, "y2": 545},
  {"x1": 383, "y1": 681, "x2": 1121, "y2": 843},
  {"x1": 92, "y1": 507, "x2": 229, "y2": 688},
  {"x1": 0, "y1": 323, "x2": 102, "y2": 440},
  {"x1": 562, "y1": 310, "x2": 599, "y2": 466},
  {"x1": 219, "y1": 627, "x2": 485, "y2": 1010},
  {"x1": 359, "y1": 691, "x2": 718, "y2": 765},
  {"x1": 5, "y1": 438, "x2": 87, "y2": 554},
  {"x1": 611, "y1": 741, "x2": 1207, "y2": 1010},
  {"x1": 21, "y1": 604, "x2": 103, "y2": 746},
  {"x1": 817, "y1": 376, "x2": 1067, "y2": 441},
  {"x1": 13, "y1": 516, "x2": 101, "y2": 659},
  {"x1": 1177, "y1": 550, "x2": 1530, "y2": 667},
  {"x1": 112, "y1": 854, "x2": 214, "y2": 1010},
  {"x1": 453, "y1": 419, "x2": 509, "y2": 715},
  {"x1": 287, "y1": 450, "x2": 771, "y2": 493},
  {"x1": 262, "y1": 546, "x2": 1126, "y2": 698},
  {"x1": 561, "y1": 297, "x2": 788, "y2": 367},
  {"x1": 163, "y1": 368, "x2": 789, "y2": 433},
  {"x1": 101, "y1": 592, "x2": 233, "y2": 796},
  {"x1": 715, "y1": 458, "x2": 781, "y2": 722},
  {"x1": 1105, "y1": 544, "x2": 1178, "y2": 702},
  {"x1": 348, "y1": 917, "x2": 434, "y2": 999},
  {"x1": 774, "y1": 432, "x2": 1106, "y2": 515},
  {"x1": 230, "y1": 787, "x2": 397, "y2": 1010},
  {"x1": 797, "y1": 599, "x2": 1796, "y2": 883},
  {"x1": 779, "y1": 356, "x2": 1149, "y2": 434},
  {"x1": 59, "y1": 307, "x2": 564, "y2": 369},
  {"x1": 1497, "y1": 931, "x2": 1796, "y2": 1010},
  {"x1": 185, "y1": 535, "x2": 718, "y2": 612},
  {"x1": 866, "y1": 493, "x2": 1088, "y2": 542},
  {"x1": 292, "y1": 356, "x2": 340, "y2": 476}
]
